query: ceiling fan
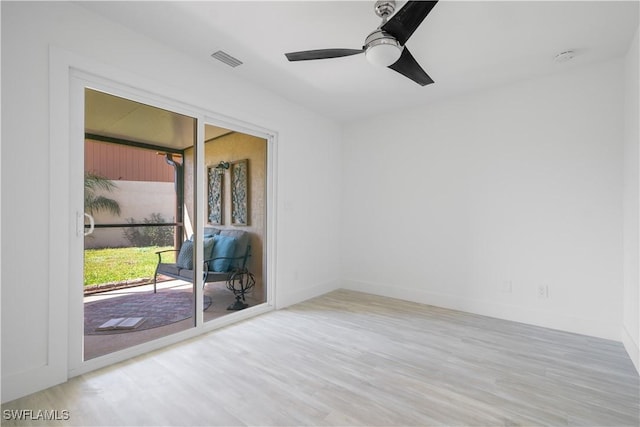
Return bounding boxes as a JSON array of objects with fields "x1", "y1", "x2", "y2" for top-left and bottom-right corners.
[{"x1": 284, "y1": 0, "x2": 438, "y2": 86}]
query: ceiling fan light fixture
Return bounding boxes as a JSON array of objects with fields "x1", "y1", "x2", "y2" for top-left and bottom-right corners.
[
  {"x1": 283, "y1": 0, "x2": 438, "y2": 85},
  {"x1": 364, "y1": 30, "x2": 402, "y2": 67},
  {"x1": 554, "y1": 50, "x2": 576, "y2": 63}
]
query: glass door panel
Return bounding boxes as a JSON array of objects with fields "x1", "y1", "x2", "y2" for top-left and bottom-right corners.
[
  {"x1": 201, "y1": 124, "x2": 267, "y2": 322},
  {"x1": 83, "y1": 88, "x2": 196, "y2": 360}
]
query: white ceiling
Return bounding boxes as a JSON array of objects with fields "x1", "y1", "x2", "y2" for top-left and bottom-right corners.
[{"x1": 80, "y1": 1, "x2": 639, "y2": 123}]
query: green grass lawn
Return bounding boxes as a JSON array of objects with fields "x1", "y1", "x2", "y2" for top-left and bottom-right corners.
[{"x1": 84, "y1": 246, "x2": 174, "y2": 286}]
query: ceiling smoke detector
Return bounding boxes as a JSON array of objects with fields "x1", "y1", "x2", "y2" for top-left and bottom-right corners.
[{"x1": 554, "y1": 50, "x2": 576, "y2": 63}]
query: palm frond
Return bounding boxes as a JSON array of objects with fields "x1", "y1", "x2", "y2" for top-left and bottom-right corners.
[
  {"x1": 85, "y1": 172, "x2": 118, "y2": 192},
  {"x1": 84, "y1": 173, "x2": 121, "y2": 216},
  {"x1": 85, "y1": 196, "x2": 121, "y2": 216}
]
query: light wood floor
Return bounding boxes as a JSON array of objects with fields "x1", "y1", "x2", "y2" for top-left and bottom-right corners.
[{"x1": 3, "y1": 289, "x2": 638, "y2": 426}]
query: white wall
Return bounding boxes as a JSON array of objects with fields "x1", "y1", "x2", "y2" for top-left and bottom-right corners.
[
  {"x1": 342, "y1": 59, "x2": 625, "y2": 340},
  {"x1": 1, "y1": 1, "x2": 342, "y2": 402},
  {"x1": 2, "y1": 0, "x2": 636, "y2": 404},
  {"x1": 623, "y1": 27, "x2": 640, "y2": 373}
]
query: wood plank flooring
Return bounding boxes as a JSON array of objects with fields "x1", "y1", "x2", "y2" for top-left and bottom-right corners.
[{"x1": 2, "y1": 289, "x2": 638, "y2": 426}]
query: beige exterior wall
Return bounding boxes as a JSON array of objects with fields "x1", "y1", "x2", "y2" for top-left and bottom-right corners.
[
  {"x1": 184, "y1": 131, "x2": 267, "y2": 301},
  {"x1": 85, "y1": 180, "x2": 176, "y2": 249}
]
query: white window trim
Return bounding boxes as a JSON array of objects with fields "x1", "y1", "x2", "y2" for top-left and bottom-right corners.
[{"x1": 48, "y1": 46, "x2": 278, "y2": 381}]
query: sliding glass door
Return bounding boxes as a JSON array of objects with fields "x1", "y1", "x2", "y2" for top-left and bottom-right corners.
[
  {"x1": 67, "y1": 71, "x2": 275, "y2": 377},
  {"x1": 199, "y1": 124, "x2": 268, "y2": 322},
  {"x1": 82, "y1": 88, "x2": 198, "y2": 360}
]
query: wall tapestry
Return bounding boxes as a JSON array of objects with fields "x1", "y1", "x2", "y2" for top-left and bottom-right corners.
[
  {"x1": 231, "y1": 159, "x2": 248, "y2": 225},
  {"x1": 207, "y1": 166, "x2": 223, "y2": 225}
]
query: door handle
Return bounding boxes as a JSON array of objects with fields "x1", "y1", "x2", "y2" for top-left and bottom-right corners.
[{"x1": 83, "y1": 212, "x2": 95, "y2": 236}]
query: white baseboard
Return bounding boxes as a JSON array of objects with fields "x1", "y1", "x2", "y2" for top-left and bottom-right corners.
[
  {"x1": 2, "y1": 364, "x2": 67, "y2": 404},
  {"x1": 276, "y1": 279, "x2": 341, "y2": 309},
  {"x1": 341, "y1": 279, "x2": 620, "y2": 341},
  {"x1": 622, "y1": 324, "x2": 640, "y2": 375}
]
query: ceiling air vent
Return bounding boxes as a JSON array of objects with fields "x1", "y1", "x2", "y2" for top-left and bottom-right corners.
[{"x1": 211, "y1": 50, "x2": 243, "y2": 68}]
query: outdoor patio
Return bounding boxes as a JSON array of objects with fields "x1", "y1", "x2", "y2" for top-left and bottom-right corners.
[{"x1": 83, "y1": 279, "x2": 261, "y2": 360}]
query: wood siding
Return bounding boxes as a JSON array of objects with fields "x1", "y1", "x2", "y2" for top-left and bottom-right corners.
[{"x1": 85, "y1": 139, "x2": 174, "y2": 182}]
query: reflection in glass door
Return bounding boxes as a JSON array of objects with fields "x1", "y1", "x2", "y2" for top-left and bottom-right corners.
[{"x1": 82, "y1": 89, "x2": 197, "y2": 360}]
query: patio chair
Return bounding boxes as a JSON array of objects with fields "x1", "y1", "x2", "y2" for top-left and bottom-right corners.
[{"x1": 153, "y1": 227, "x2": 251, "y2": 293}]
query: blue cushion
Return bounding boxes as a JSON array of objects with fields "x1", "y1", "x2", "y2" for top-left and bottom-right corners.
[
  {"x1": 210, "y1": 234, "x2": 237, "y2": 272},
  {"x1": 203, "y1": 236, "x2": 215, "y2": 263},
  {"x1": 204, "y1": 236, "x2": 215, "y2": 252},
  {"x1": 220, "y1": 230, "x2": 250, "y2": 269},
  {"x1": 176, "y1": 240, "x2": 194, "y2": 269}
]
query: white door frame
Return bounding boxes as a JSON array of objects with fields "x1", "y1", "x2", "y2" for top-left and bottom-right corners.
[{"x1": 52, "y1": 47, "x2": 276, "y2": 379}]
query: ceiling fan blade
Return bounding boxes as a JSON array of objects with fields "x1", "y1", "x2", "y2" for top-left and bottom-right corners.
[
  {"x1": 285, "y1": 48, "x2": 364, "y2": 62},
  {"x1": 381, "y1": 1, "x2": 438, "y2": 46},
  {"x1": 388, "y1": 47, "x2": 434, "y2": 86}
]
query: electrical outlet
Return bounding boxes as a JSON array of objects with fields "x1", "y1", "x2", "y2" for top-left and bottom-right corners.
[{"x1": 537, "y1": 285, "x2": 549, "y2": 298}]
